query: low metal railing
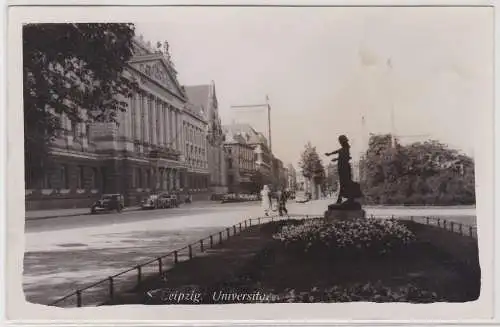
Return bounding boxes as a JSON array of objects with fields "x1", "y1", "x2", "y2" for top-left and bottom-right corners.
[
  {"x1": 369, "y1": 214, "x2": 478, "y2": 239},
  {"x1": 48, "y1": 213, "x2": 477, "y2": 307},
  {"x1": 48, "y1": 214, "x2": 304, "y2": 308}
]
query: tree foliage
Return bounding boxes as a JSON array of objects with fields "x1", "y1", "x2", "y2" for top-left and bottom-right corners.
[
  {"x1": 359, "y1": 134, "x2": 475, "y2": 205},
  {"x1": 299, "y1": 142, "x2": 325, "y2": 185},
  {"x1": 23, "y1": 23, "x2": 138, "y2": 185},
  {"x1": 324, "y1": 162, "x2": 339, "y2": 193}
]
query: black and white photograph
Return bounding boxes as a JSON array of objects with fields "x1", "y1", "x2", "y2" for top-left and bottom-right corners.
[{"x1": 4, "y1": 2, "x2": 496, "y2": 322}]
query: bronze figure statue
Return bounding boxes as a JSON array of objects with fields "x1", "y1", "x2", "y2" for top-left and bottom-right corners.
[{"x1": 325, "y1": 135, "x2": 362, "y2": 207}]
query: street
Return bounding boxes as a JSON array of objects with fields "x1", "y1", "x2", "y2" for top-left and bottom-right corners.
[{"x1": 23, "y1": 200, "x2": 476, "y2": 306}]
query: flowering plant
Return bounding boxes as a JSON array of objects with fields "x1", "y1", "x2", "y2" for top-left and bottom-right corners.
[
  {"x1": 273, "y1": 218, "x2": 415, "y2": 258},
  {"x1": 270, "y1": 282, "x2": 440, "y2": 303}
]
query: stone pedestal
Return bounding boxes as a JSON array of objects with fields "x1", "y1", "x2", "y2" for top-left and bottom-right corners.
[{"x1": 324, "y1": 201, "x2": 366, "y2": 221}]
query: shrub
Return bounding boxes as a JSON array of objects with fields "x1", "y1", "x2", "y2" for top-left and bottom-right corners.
[{"x1": 273, "y1": 218, "x2": 415, "y2": 259}]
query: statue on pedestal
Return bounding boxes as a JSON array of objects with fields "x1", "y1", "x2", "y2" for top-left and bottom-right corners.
[{"x1": 324, "y1": 135, "x2": 364, "y2": 217}]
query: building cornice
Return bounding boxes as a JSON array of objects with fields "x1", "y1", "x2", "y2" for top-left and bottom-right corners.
[{"x1": 127, "y1": 65, "x2": 186, "y2": 105}]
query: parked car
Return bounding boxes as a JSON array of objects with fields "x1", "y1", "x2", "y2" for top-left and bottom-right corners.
[
  {"x1": 168, "y1": 194, "x2": 180, "y2": 208},
  {"x1": 90, "y1": 194, "x2": 124, "y2": 214},
  {"x1": 221, "y1": 193, "x2": 259, "y2": 203},
  {"x1": 295, "y1": 191, "x2": 310, "y2": 203},
  {"x1": 141, "y1": 194, "x2": 160, "y2": 210},
  {"x1": 157, "y1": 193, "x2": 175, "y2": 208}
]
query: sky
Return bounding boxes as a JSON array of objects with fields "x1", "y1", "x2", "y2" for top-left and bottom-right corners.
[{"x1": 134, "y1": 6, "x2": 493, "y2": 167}]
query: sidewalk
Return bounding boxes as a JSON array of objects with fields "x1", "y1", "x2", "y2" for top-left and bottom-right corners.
[
  {"x1": 25, "y1": 206, "x2": 140, "y2": 220},
  {"x1": 25, "y1": 200, "x2": 215, "y2": 220}
]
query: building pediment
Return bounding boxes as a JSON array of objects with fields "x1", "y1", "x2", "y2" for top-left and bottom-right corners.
[{"x1": 129, "y1": 55, "x2": 186, "y2": 101}]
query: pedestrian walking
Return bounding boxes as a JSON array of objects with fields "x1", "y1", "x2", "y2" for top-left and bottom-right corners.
[
  {"x1": 277, "y1": 188, "x2": 289, "y2": 217},
  {"x1": 261, "y1": 185, "x2": 272, "y2": 216}
]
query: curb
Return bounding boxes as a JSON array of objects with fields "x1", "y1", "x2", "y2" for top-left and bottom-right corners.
[
  {"x1": 25, "y1": 207, "x2": 142, "y2": 221},
  {"x1": 25, "y1": 212, "x2": 91, "y2": 221}
]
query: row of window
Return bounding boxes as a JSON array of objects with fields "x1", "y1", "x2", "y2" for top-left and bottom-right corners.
[
  {"x1": 187, "y1": 174, "x2": 210, "y2": 189},
  {"x1": 184, "y1": 122, "x2": 206, "y2": 149},
  {"x1": 27, "y1": 165, "x2": 103, "y2": 190},
  {"x1": 27, "y1": 163, "x2": 212, "y2": 192}
]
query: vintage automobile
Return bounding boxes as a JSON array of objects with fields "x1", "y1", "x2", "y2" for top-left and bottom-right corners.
[
  {"x1": 90, "y1": 194, "x2": 125, "y2": 214},
  {"x1": 295, "y1": 191, "x2": 311, "y2": 204},
  {"x1": 157, "y1": 193, "x2": 175, "y2": 209},
  {"x1": 168, "y1": 194, "x2": 180, "y2": 208},
  {"x1": 141, "y1": 194, "x2": 160, "y2": 210}
]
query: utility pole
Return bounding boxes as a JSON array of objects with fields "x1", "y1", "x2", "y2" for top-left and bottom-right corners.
[
  {"x1": 266, "y1": 95, "x2": 272, "y2": 152},
  {"x1": 387, "y1": 58, "x2": 397, "y2": 148}
]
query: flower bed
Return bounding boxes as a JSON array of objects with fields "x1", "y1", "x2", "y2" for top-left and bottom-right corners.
[
  {"x1": 273, "y1": 218, "x2": 415, "y2": 259},
  {"x1": 274, "y1": 282, "x2": 441, "y2": 303},
  {"x1": 133, "y1": 219, "x2": 479, "y2": 305}
]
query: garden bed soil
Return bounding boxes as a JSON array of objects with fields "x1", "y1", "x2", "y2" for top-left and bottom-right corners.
[{"x1": 108, "y1": 219, "x2": 480, "y2": 305}]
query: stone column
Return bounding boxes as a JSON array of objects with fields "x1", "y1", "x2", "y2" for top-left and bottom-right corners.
[
  {"x1": 145, "y1": 96, "x2": 150, "y2": 146},
  {"x1": 151, "y1": 97, "x2": 157, "y2": 146},
  {"x1": 176, "y1": 170, "x2": 181, "y2": 189},
  {"x1": 165, "y1": 169, "x2": 169, "y2": 191},
  {"x1": 159, "y1": 102, "x2": 164, "y2": 147},
  {"x1": 170, "y1": 169, "x2": 175, "y2": 190},
  {"x1": 176, "y1": 110, "x2": 181, "y2": 151},
  {"x1": 141, "y1": 94, "x2": 147, "y2": 144},
  {"x1": 156, "y1": 167, "x2": 161, "y2": 190},
  {"x1": 158, "y1": 168, "x2": 162, "y2": 190},
  {"x1": 126, "y1": 95, "x2": 132, "y2": 140},
  {"x1": 136, "y1": 93, "x2": 142, "y2": 142},
  {"x1": 172, "y1": 109, "x2": 179, "y2": 150},
  {"x1": 164, "y1": 169, "x2": 169, "y2": 191},
  {"x1": 166, "y1": 104, "x2": 169, "y2": 147},
  {"x1": 166, "y1": 106, "x2": 172, "y2": 147}
]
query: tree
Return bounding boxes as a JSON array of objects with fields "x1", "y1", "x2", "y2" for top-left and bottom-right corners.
[
  {"x1": 360, "y1": 133, "x2": 475, "y2": 205},
  {"x1": 324, "y1": 162, "x2": 338, "y2": 193},
  {"x1": 299, "y1": 142, "x2": 325, "y2": 188},
  {"x1": 23, "y1": 23, "x2": 138, "y2": 186}
]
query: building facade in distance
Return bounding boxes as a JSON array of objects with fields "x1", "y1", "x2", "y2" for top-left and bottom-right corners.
[
  {"x1": 223, "y1": 124, "x2": 273, "y2": 187},
  {"x1": 182, "y1": 102, "x2": 209, "y2": 198},
  {"x1": 223, "y1": 131, "x2": 256, "y2": 194},
  {"x1": 184, "y1": 82, "x2": 227, "y2": 195},
  {"x1": 286, "y1": 163, "x2": 297, "y2": 192}
]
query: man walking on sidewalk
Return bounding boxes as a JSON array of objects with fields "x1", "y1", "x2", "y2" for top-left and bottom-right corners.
[{"x1": 276, "y1": 188, "x2": 289, "y2": 217}]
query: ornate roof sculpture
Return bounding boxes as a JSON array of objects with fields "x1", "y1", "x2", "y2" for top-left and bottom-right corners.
[{"x1": 128, "y1": 35, "x2": 186, "y2": 102}]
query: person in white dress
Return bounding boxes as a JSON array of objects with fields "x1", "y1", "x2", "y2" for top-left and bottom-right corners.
[{"x1": 260, "y1": 185, "x2": 271, "y2": 216}]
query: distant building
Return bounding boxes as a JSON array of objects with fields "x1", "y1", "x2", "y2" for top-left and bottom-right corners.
[
  {"x1": 223, "y1": 131, "x2": 256, "y2": 194},
  {"x1": 287, "y1": 164, "x2": 297, "y2": 191},
  {"x1": 182, "y1": 102, "x2": 209, "y2": 198},
  {"x1": 184, "y1": 82, "x2": 227, "y2": 195},
  {"x1": 296, "y1": 170, "x2": 306, "y2": 191},
  {"x1": 223, "y1": 123, "x2": 273, "y2": 186},
  {"x1": 272, "y1": 157, "x2": 287, "y2": 189}
]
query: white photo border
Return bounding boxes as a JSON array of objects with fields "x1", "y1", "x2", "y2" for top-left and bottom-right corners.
[{"x1": 2, "y1": 0, "x2": 498, "y2": 326}]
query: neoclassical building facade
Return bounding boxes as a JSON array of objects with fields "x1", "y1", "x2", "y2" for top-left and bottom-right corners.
[{"x1": 25, "y1": 36, "x2": 206, "y2": 209}]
